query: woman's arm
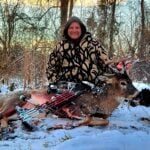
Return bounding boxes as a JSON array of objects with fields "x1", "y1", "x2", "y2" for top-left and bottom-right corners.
[
  {"x1": 46, "y1": 44, "x2": 62, "y2": 83},
  {"x1": 96, "y1": 42, "x2": 114, "y2": 65}
]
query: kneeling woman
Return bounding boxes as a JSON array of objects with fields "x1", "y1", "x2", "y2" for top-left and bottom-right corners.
[{"x1": 46, "y1": 16, "x2": 112, "y2": 85}]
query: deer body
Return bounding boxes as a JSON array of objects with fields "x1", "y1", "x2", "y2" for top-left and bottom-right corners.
[
  {"x1": 61, "y1": 72, "x2": 138, "y2": 119},
  {"x1": 0, "y1": 68, "x2": 138, "y2": 128}
]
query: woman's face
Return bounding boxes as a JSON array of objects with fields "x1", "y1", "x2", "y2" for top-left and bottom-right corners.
[{"x1": 67, "y1": 22, "x2": 82, "y2": 40}]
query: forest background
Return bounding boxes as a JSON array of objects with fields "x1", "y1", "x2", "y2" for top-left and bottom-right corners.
[{"x1": 0, "y1": 0, "x2": 149, "y2": 89}]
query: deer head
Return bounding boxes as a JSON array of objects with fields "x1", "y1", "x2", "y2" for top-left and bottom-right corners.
[{"x1": 97, "y1": 66, "x2": 138, "y2": 102}]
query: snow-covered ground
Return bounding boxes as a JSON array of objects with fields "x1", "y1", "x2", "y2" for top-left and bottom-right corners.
[{"x1": 0, "y1": 82, "x2": 150, "y2": 150}]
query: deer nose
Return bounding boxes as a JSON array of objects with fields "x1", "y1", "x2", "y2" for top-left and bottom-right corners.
[
  {"x1": 130, "y1": 100, "x2": 139, "y2": 107},
  {"x1": 128, "y1": 85, "x2": 138, "y2": 95}
]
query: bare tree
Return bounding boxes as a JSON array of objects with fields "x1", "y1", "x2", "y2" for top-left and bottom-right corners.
[
  {"x1": 96, "y1": 0, "x2": 109, "y2": 44},
  {"x1": 109, "y1": 0, "x2": 116, "y2": 57},
  {"x1": 0, "y1": 1, "x2": 21, "y2": 57},
  {"x1": 69, "y1": 0, "x2": 74, "y2": 18},
  {"x1": 60, "y1": 0, "x2": 69, "y2": 35},
  {"x1": 138, "y1": 0, "x2": 146, "y2": 59},
  {"x1": 60, "y1": 0, "x2": 76, "y2": 35}
]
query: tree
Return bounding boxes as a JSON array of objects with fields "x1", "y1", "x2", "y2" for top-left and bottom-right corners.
[
  {"x1": 138, "y1": 0, "x2": 146, "y2": 59},
  {"x1": 0, "y1": 1, "x2": 21, "y2": 57},
  {"x1": 96, "y1": 1, "x2": 109, "y2": 44},
  {"x1": 60, "y1": 0, "x2": 76, "y2": 35},
  {"x1": 109, "y1": 0, "x2": 116, "y2": 57},
  {"x1": 60, "y1": 0, "x2": 69, "y2": 35}
]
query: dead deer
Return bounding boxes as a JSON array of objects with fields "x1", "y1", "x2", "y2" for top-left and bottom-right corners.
[
  {"x1": 0, "y1": 68, "x2": 138, "y2": 129},
  {"x1": 60, "y1": 68, "x2": 138, "y2": 127},
  {"x1": 0, "y1": 91, "x2": 31, "y2": 128}
]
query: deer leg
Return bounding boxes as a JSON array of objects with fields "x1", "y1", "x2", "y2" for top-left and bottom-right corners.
[
  {"x1": 0, "y1": 117, "x2": 8, "y2": 128},
  {"x1": 78, "y1": 116, "x2": 109, "y2": 126},
  {"x1": 47, "y1": 116, "x2": 109, "y2": 130},
  {"x1": 62, "y1": 107, "x2": 82, "y2": 120}
]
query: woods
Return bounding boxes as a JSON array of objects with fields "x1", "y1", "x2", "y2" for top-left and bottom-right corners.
[{"x1": 0, "y1": 0, "x2": 150, "y2": 88}]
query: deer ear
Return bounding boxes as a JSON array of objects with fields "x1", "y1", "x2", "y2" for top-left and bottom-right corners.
[
  {"x1": 97, "y1": 75, "x2": 113, "y2": 84},
  {"x1": 97, "y1": 76, "x2": 108, "y2": 82}
]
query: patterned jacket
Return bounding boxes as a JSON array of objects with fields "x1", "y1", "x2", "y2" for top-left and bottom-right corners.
[{"x1": 46, "y1": 32, "x2": 110, "y2": 85}]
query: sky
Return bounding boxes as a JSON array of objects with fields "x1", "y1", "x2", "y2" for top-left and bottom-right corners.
[{"x1": 0, "y1": 82, "x2": 150, "y2": 150}]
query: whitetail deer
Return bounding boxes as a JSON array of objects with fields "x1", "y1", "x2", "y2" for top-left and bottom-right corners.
[
  {"x1": 0, "y1": 67, "x2": 138, "y2": 128},
  {"x1": 55, "y1": 67, "x2": 138, "y2": 127}
]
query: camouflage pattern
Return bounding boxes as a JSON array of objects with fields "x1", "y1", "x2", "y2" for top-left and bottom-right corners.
[{"x1": 46, "y1": 32, "x2": 110, "y2": 85}]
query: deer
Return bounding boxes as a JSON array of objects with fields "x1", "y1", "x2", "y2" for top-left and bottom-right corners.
[
  {"x1": 58, "y1": 67, "x2": 138, "y2": 128},
  {"x1": 0, "y1": 67, "x2": 138, "y2": 130}
]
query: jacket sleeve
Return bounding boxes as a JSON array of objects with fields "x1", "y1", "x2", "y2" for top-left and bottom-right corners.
[
  {"x1": 46, "y1": 43, "x2": 62, "y2": 83},
  {"x1": 96, "y1": 41, "x2": 112, "y2": 65}
]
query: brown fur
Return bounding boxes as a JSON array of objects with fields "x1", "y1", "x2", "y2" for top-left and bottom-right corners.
[
  {"x1": 0, "y1": 89, "x2": 48, "y2": 128},
  {"x1": 0, "y1": 91, "x2": 31, "y2": 114},
  {"x1": 62, "y1": 75, "x2": 138, "y2": 118},
  {"x1": 58, "y1": 74, "x2": 138, "y2": 127},
  {"x1": 0, "y1": 89, "x2": 48, "y2": 115},
  {"x1": 0, "y1": 73, "x2": 137, "y2": 128}
]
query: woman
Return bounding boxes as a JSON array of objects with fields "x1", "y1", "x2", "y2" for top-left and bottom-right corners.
[{"x1": 46, "y1": 16, "x2": 112, "y2": 86}]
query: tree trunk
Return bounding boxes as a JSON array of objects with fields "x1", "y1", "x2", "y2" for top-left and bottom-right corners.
[
  {"x1": 138, "y1": 0, "x2": 145, "y2": 59},
  {"x1": 60, "y1": 0, "x2": 69, "y2": 35},
  {"x1": 69, "y1": 0, "x2": 74, "y2": 18},
  {"x1": 96, "y1": 1, "x2": 108, "y2": 45},
  {"x1": 109, "y1": 0, "x2": 116, "y2": 57}
]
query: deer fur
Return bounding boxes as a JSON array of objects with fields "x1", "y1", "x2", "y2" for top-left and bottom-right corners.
[{"x1": 0, "y1": 70, "x2": 138, "y2": 128}]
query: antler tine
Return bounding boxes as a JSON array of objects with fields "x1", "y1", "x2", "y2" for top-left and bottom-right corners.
[
  {"x1": 109, "y1": 65, "x2": 120, "y2": 74},
  {"x1": 109, "y1": 64, "x2": 125, "y2": 75}
]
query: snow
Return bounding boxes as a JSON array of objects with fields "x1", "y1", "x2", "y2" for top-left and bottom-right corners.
[
  {"x1": 0, "y1": 82, "x2": 150, "y2": 150},
  {"x1": 0, "y1": 84, "x2": 9, "y2": 94},
  {"x1": 133, "y1": 82, "x2": 150, "y2": 91}
]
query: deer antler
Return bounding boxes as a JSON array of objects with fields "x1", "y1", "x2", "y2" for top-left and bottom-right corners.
[{"x1": 109, "y1": 64, "x2": 126, "y2": 75}]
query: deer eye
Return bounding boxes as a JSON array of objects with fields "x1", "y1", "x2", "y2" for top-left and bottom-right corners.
[{"x1": 120, "y1": 81, "x2": 127, "y2": 86}]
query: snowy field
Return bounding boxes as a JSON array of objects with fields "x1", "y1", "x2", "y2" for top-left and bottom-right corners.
[{"x1": 0, "y1": 82, "x2": 150, "y2": 150}]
